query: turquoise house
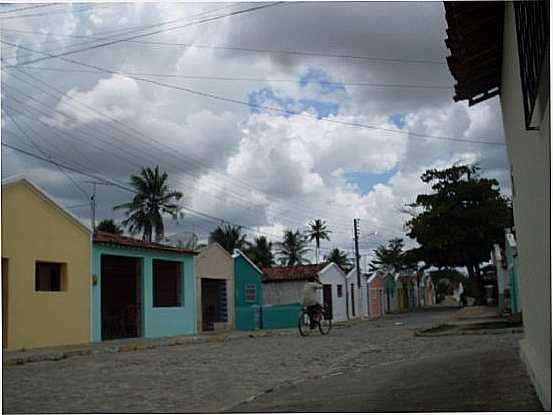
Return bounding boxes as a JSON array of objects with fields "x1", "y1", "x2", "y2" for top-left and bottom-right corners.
[
  {"x1": 233, "y1": 249, "x2": 263, "y2": 331},
  {"x1": 505, "y1": 229, "x2": 521, "y2": 314},
  {"x1": 92, "y1": 231, "x2": 198, "y2": 342}
]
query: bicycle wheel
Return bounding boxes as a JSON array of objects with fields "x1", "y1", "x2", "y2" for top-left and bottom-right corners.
[
  {"x1": 318, "y1": 309, "x2": 332, "y2": 335},
  {"x1": 298, "y1": 310, "x2": 313, "y2": 336}
]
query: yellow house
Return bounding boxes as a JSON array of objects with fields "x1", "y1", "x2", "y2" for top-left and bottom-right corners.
[
  {"x1": 2, "y1": 177, "x2": 91, "y2": 350},
  {"x1": 195, "y1": 243, "x2": 235, "y2": 332}
]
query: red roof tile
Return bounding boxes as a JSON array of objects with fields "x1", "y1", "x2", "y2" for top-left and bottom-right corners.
[
  {"x1": 262, "y1": 263, "x2": 328, "y2": 282},
  {"x1": 93, "y1": 231, "x2": 198, "y2": 255}
]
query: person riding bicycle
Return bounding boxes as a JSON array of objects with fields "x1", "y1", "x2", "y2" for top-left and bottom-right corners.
[{"x1": 303, "y1": 277, "x2": 323, "y2": 328}]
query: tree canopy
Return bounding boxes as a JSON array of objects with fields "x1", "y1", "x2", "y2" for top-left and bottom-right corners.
[
  {"x1": 324, "y1": 247, "x2": 352, "y2": 272},
  {"x1": 208, "y1": 224, "x2": 247, "y2": 255},
  {"x1": 245, "y1": 236, "x2": 274, "y2": 268},
  {"x1": 306, "y1": 219, "x2": 331, "y2": 264},
  {"x1": 369, "y1": 238, "x2": 411, "y2": 273},
  {"x1": 96, "y1": 219, "x2": 124, "y2": 235},
  {"x1": 114, "y1": 166, "x2": 182, "y2": 242},
  {"x1": 405, "y1": 164, "x2": 513, "y2": 283},
  {"x1": 277, "y1": 229, "x2": 311, "y2": 266}
]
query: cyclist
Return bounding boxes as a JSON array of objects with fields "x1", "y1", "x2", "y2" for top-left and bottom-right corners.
[{"x1": 302, "y1": 276, "x2": 323, "y2": 328}]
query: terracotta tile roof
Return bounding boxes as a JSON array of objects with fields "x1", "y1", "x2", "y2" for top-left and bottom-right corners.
[
  {"x1": 93, "y1": 231, "x2": 198, "y2": 255},
  {"x1": 262, "y1": 263, "x2": 328, "y2": 282}
]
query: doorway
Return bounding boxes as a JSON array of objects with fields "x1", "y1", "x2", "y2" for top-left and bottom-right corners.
[
  {"x1": 201, "y1": 279, "x2": 228, "y2": 331},
  {"x1": 2, "y1": 258, "x2": 8, "y2": 349},
  {"x1": 101, "y1": 255, "x2": 142, "y2": 340},
  {"x1": 323, "y1": 284, "x2": 332, "y2": 319}
]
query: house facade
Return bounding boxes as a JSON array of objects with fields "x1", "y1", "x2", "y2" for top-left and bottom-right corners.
[
  {"x1": 195, "y1": 243, "x2": 235, "y2": 332},
  {"x1": 318, "y1": 263, "x2": 348, "y2": 322},
  {"x1": 491, "y1": 243, "x2": 510, "y2": 313},
  {"x1": 233, "y1": 249, "x2": 263, "y2": 330},
  {"x1": 346, "y1": 267, "x2": 369, "y2": 318},
  {"x1": 2, "y1": 177, "x2": 91, "y2": 350},
  {"x1": 445, "y1": 3, "x2": 550, "y2": 407},
  {"x1": 367, "y1": 271, "x2": 385, "y2": 319},
  {"x1": 92, "y1": 232, "x2": 197, "y2": 341},
  {"x1": 383, "y1": 272, "x2": 398, "y2": 313}
]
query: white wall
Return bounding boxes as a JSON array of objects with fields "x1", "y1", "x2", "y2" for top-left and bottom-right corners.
[
  {"x1": 318, "y1": 263, "x2": 348, "y2": 322},
  {"x1": 263, "y1": 280, "x2": 304, "y2": 305},
  {"x1": 501, "y1": 3, "x2": 551, "y2": 410},
  {"x1": 346, "y1": 268, "x2": 369, "y2": 318}
]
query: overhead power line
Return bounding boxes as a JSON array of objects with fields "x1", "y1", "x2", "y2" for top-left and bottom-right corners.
[
  {"x1": 15, "y1": 65, "x2": 452, "y2": 90},
  {"x1": 8, "y1": 2, "x2": 285, "y2": 67},
  {"x1": 0, "y1": 4, "x2": 56, "y2": 15},
  {"x1": 0, "y1": 40, "x2": 506, "y2": 147},
  {"x1": 2, "y1": 26, "x2": 446, "y2": 66}
]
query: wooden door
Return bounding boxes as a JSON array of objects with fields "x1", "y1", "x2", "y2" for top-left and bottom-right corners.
[{"x1": 323, "y1": 284, "x2": 332, "y2": 319}]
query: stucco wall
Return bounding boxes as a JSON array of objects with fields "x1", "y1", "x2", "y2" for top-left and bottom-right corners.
[
  {"x1": 318, "y1": 264, "x2": 348, "y2": 322},
  {"x1": 263, "y1": 280, "x2": 304, "y2": 305},
  {"x1": 346, "y1": 269, "x2": 369, "y2": 318},
  {"x1": 195, "y1": 244, "x2": 235, "y2": 331},
  {"x1": 234, "y1": 253, "x2": 262, "y2": 330},
  {"x1": 1, "y1": 180, "x2": 91, "y2": 350},
  {"x1": 92, "y1": 245, "x2": 196, "y2": 341},
  {"x1": 501, "y1": 3, "x2": 551, "y2": 410}
]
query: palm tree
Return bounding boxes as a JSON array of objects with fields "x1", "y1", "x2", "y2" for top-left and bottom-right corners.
[
  {"x1": 96, "y1": 219, "x2": 123, "y2": 235},
  {"x1": 306, "y1": 219, "x2": 331, "y2": 264},
  {"x1": 208, "y1": 224, "x2": 247, "y2": 254},
  {"x1": 114, "y1": 166, "x2": 183, "y2": 242},
  {"x1": 277, "y1": 229, "x2": 311, "y2": 266},
  {"x1": 245, "y1": 236, "x2": 274, "y2": 268},
  {"x1": 325, "y1": 248, "x2": 353, "y2": 272}
]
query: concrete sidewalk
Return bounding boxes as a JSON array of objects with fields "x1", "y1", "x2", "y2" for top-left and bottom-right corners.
[
  {"x1": 3, "y1": 318, "x2": 365, "y2": 367},
  {"x1": 228, "y1": 346, "x2": 543, "y2": 412}
]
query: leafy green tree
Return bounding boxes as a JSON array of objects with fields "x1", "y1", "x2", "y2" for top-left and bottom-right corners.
[
  {"x1": 208, "y1": 224, "x2": 247, "y2": 254},
  {"x1": 96, "y1": 219, "x2": 123, "y2": 235},
  {"x1": 277, "y1": 229, "x2": 311, "y2": 266},
  {"x1": 369, "y1": 238, "x2": 407, "y2": 272},
  {"x1": 324, "y1": 247, "x2": 352, "y2": 272},
  {"x1": 405, "y1": 164, "x2": 513, "y2": 300},
  {"x1": 114, "y1": 166, "x2": 183, "y2": 242},
  {"x1": 306, "y1": 219, "x2": 331, "y2": 264},
  {"x1": 245, "y1": 236, "x2": 274, "y2": 268}
]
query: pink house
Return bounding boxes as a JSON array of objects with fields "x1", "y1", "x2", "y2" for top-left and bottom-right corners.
[{"x1": 367, "y1": 271, "x2": 385, "y2": 319}]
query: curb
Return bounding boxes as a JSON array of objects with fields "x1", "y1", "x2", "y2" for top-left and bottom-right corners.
[
  {"x1": 3, "y1": 328, "x2": 298, "y2": 368},
  {"x1": 414, "y1": 324, "x2": 524, "y2": 337}
]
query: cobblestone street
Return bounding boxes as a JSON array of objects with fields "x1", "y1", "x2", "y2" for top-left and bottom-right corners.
[{"x1": 2, "y1": 308, "x2": 541, "y2": 413}]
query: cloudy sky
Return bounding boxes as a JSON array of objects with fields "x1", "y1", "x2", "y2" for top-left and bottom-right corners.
[{"x1": 1, "y1": 2, "x2": 511, "y2": 266}]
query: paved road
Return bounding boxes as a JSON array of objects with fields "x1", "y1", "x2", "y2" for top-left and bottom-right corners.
[{"x1": 2, "y1": 308, "x2": 542, "y2": 413}]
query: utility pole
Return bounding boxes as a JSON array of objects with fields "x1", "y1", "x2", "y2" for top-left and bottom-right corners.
[
  {"x1": 89, "y1": 182, "x2": 97, "y2": 232},
  {"x1": 353, "y1": 218, "x2": 361, "y2": 288}
]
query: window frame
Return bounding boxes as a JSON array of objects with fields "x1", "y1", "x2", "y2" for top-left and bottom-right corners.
[
  {"x1": 152, "y1": 259, "x2": 183, "y2": 308},
  {"x1": 245, "y1": 283, "x2": 257, "y2": 303},
  {"x1": 35, "y1": 261, "x2": 67, "y2": 292}
]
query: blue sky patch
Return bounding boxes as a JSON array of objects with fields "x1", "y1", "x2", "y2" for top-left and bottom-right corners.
[
  {"x1": 248, "y1": 87, "x2": 339, "y2": 119},
  {"x1": 344, "y1": 165, "x2": 399, "y2": 194},
  {"x1": 390, "y1": 112, "x2": 407, "y2": 129},
  {"x1": 299, "y1": 67, "x2": 345, "y2": 94}
]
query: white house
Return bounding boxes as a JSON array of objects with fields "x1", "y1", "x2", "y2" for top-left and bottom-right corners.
[
  {"x1": 318, "y1": 263, "x2": 349, "y2": 322},
  {"x1": 445, "y1": 3, "x2": 550, "y2": 408},
  {"x1": 345, "y1": 267, "x2": 369, "y2": 319},
  {"x1": 262, "y1": 262, "x2": 349, "y2": 322}
]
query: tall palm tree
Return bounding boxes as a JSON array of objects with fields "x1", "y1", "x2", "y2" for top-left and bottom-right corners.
[
  {"x1": 306, "y1": 219, "x2": 331, "y2": 264},
  {"x1": 325, "y1": 248, "x2": 353, "y2": 272},
  {"x1": 208, "y1": 224, "x2": 247, "y2": 254},
  {"x1": 114, "y1": 166, "x2": 183, "y2": 242},
  {"x1": 245, "y1": 236, "x2": 274, "y2": 268},
  {"x1": 277, "y1": 229, "x2": 311, "y2": 266}
]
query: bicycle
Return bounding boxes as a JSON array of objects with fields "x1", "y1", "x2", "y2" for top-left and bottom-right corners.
[{"x1": 298, "y1": 304, "x2": 332, "y2": 336}]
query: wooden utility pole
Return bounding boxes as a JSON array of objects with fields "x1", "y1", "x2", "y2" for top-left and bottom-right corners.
[{"x1": 354, "y1": 218, "x2": 361, "y2": 288}]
